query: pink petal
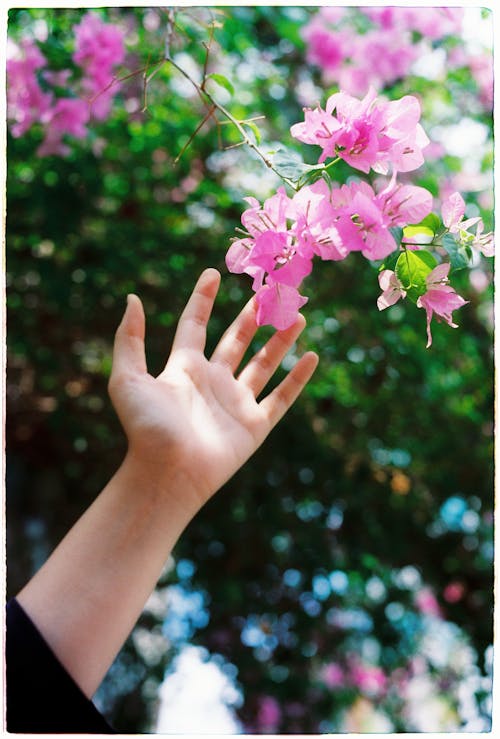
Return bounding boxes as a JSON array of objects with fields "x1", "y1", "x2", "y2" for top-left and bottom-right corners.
[
  {"x1": 442, "y1": 192, "x2": 465, "y2": 229},
  {"x1": 225, "y1": 239, "x2": 252, "y2": 273},
  {"x1": 255, "y1": 282, "x2": 308, "y2": 330}
]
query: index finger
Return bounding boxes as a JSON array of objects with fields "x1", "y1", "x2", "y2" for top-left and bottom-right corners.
[{"x1": 171, "y1": 268, "x2": 221, "y2": 354}]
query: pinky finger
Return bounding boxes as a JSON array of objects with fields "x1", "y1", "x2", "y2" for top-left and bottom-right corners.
[{"x1": 259, "y1": 351, "x2": 319, "y2": 429}]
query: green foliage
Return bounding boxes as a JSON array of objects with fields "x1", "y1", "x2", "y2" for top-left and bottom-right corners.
[
  {"x1": 6, "y1": 5, "x2": 494, "y2": 734},
  {"x1": 442, "y1": 232, "x2": 473, "y2": 272}
]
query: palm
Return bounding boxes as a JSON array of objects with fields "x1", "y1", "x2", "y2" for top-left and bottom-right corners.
[{"x1": 109, "y1": 269, "x2": 318, "y2": 507}]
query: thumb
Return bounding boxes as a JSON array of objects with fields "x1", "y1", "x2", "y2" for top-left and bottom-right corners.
[{"x1": 111, "y1": 294, "x2": 147, "y2": 378}]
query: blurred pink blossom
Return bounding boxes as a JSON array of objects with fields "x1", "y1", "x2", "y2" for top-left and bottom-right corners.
[
  {"x1": 469, "y1": 53, "x2": 494, "y2": 111},
  {"x1": 257, "y1": 695, "x2": 281, "y2": 731},
  {"x1": 7, "y1": 39, "x2": 53, "y2": 137},
  {"x1": 323, "y1": 662, "x2": 344, "y2": 688},
  {"x1": 350, "y1": 662, "x2": 388, "y2": 697},
  {"x1": 73, "y1": 12, "x2": 126, "y2": 119},
  {"x1": 443, "y1": 581, "x2": 465, "y2": 603}
]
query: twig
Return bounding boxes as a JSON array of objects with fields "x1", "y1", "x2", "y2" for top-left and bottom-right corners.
[
  {"x1": 174, "y1": 104, "x2": 217, "y2": 163},
  {"x1": 166, "y1": 54, "x2": 297, "y2": 189}
]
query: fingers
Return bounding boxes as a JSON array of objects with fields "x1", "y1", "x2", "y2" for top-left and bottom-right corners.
[
  {"x1": 237, "y1": 314, "x2": 306, "y2": 397},
  {"x1": 171, "y1": 268, "x2": 221, "y2": 354},
  {"x1": 259, "y1": 351, "x2": 319, "y2": 429},
  {"x1": 110, "y1": 294, "x2": 147, "y2": 378},
  {"x1": 209, "y1": 296, "x2": 259, "y2": 372}
]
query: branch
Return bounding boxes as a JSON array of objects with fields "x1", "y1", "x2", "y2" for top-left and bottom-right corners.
[{"x1": 165, "y1": 54, "x2": 298, "y2": 190}]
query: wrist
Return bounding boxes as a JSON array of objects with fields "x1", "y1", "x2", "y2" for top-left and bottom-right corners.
[{"x1": 119, "y1": 446, "x2": 206, "y2": 522}]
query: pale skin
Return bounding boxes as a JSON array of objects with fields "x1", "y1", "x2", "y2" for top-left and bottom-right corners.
[{"x1": 17, "y1": 268, "x2": 319, "y2": 700}]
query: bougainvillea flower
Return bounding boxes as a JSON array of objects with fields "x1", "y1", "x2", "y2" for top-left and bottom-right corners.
[
  {"x1": 472, "y1": 220, "x2": 494, "y2": 258},
  {"x1": 291, "y1": 180, "x2": 349, "y2": 261},
  {"x1": 255, "y1": 280, "x2": 308, "y2": 330},
  {"x1": 250, "y1": 231, "x2": 313, "y2": 287},
  {"x1": 416, "y1": 263, "x2": 468, "y2": 347},
  {"x1": 442, "y1": 191, "x2": 494, "y2": 257},
  {"x1": 241, "y1": 187, "x2": 293, "y2": 236},
  {"x1": 7, "y1": 39, "x2": 54, "y2": 137},
  {"x1": 291, "y1": 88, "x2": 429, "y2": 175},
  {"x1": 377, "y1": 180, "x2": 433, "y2": 226},
  {"x1": 73, "y1": 11, "x2": 125, "y2": 119},
  {"x1": 377, "y1": 269, "x2": 406, "y2": 310},
  {"x1": 330, "y1": 181, "x2": 399, "y2": 260}
]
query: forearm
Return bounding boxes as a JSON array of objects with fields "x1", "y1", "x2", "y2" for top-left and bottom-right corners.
[{"x1": 16, "y1": 452, "x2": 200, "y2": 699}]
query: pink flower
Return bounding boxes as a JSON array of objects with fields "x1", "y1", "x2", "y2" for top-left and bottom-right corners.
[
  {"x1": 255, "y1": 280, "x2": 308, "y2": 331},
  {"x1": 350, "y1": 662, "x2": 387, "y2": 697},
  {"x1": 377, "y1": 270, "x2": 406, "y2": 310},
  {"x1": 442, "y1": 191, "x2": 466, "y2": 230},
  {"x1": 36, "y1": 98, "x2": 90, "y2": 157},
  {"x1": 442, "y1": 192, "x2": 494, "y2": 257},
  {"x1": 302, "y1": 22, "x2": 347, "y2": 75},
  {"x1": 469, "y1": 53, "x2": 494, "y2": 111},
  {"x1": 323, "y1": 662, "x2": 344, "y2": 689},
  {"x1": 256, "y1": 696, "x2": 281, "y2": 731},
  {"x1": 291, "y1": 88, "x2": 429, "y2": 175},
  {"x1": 416, "y1": 263, "x2": 468, "y2": 348},
  {"x1": 7, "y1": 39, "x2": 53, "y2": 137},
  {"x1": 49, "y1": 98, "x2": 90, "y2": 137},
  {"x1": 291, "y1": 180, "x2": 349, "y2": 261},
  {"x1": 73, "y1": 12, "x2": 125, "y2": 119},
  {"x1": 377, "y1": 179, "x2": 433, "y2": 227},
  {"x1": 443, "y1": 581, "x2": 465, "y2": 604},
  {"x1": 472, "y1": 220, "x2": 494, "y2": 258},
  {"x1": 415, "y1": 586, "x2": 442, "y2": 617},
  {"x1": 251, "y1": 231, "x2": 313, "y2": 287}
]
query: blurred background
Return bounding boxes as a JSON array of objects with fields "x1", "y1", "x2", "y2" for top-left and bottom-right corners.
[{"x1": 6, "y1": 6, "x2": 494, "y2": 733}]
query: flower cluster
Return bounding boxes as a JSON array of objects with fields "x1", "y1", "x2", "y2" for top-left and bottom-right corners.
[
  {"x1": 227, "y1": 89, "x2": 493, "y2": 346},
  {"x1": 302, "y1": 7, "x2": 482, "y2": 102},
  {"x1": 7, "y1": 12, "x2": 125, "y2": 157},
  {"x1": 290, "y1": 87, "x2": 429, "y2": 174},
  {"x1": 73, "y1": 12, "x2": 126, "y2": 120}
]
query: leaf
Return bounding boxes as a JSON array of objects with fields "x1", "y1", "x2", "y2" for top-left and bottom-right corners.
[
  {"x1": 442, "y1": 232, "x2": 472, "y2": 272},
  {"x1": 414, "y1": 212, "x2": 441, "y2": 235},
  {"x1": 395, "y1": 249, "x2": 437, "y2": 303},
  {"x1": 389, "y1": 226, "x2": 404, "y2": 245},
  {"x1": 205, "y1": 73, "x2": 234, "y2": 97},
  {"x1": 403, "y1": 224, "x2": 434, "y2": 242},
  {"x1": 380, "y1": 250, "x2": 400, "y2": 273},
  {"x1": 243, "y1": 120, "x2": 261, "y2": 145},
  {"x1": 271, "y1": 147, "x2": 315, "y2": 182}
]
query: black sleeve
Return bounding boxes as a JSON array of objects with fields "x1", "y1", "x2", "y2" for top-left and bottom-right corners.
[{"x1": 6, "y1": 598, "x2": 115, "y2": 733}]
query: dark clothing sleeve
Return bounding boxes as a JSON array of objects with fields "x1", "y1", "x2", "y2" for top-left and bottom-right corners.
[{"x1": 6, "y1": 598, "x2": 115, "y2": 733}]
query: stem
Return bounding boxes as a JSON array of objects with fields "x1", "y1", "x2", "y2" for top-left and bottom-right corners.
[
  {"x1": 174, "y1": 105, "x2": 217, "y2": 163},
  {"x1": 165, "y1": 55, "x2": 298, "y2": 190},
  {"x1": 323, "y1": 156, "x2": 341, "y2": 171}
]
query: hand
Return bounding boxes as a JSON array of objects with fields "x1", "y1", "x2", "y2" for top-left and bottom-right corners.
[{"x1": 108, "y1": 268, "x2": 318, "y2": 510}]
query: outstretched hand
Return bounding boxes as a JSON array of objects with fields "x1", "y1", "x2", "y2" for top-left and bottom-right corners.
[{"x1": 109, "y1": 268, "x2": 318, "y2": 509}]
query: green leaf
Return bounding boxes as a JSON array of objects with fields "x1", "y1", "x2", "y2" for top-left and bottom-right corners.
[
  {"x1": 243, "y1": 120, "x2": 261, "y2": 145},
  {"x1": 271, "y1": 147, "x2": 315, "y2": 182},
  {"x1": 205, "y1": 73, "x2": 235, "y2": 96},
  {"x1": 403, "y1": 224, "x2": 434, "y2": 242},
  {"x1": 414, "y1": 212, "x2": 441, "y2": 234},
  {"x1": 380, "y1": 250, "x2": 400, "y2": 273},
  {"x1": 395, "y1": 249, "x2": 437, "y2": 302},
  {"x1": 442, "y1": 232, "x2": 472, "y2": 272},
  {"x1": 389, "y1": 226, "x2": 403, "y2": 245}
]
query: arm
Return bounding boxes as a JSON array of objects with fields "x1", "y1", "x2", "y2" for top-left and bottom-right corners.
[{"x1": 16, "y1": 268, "x2": 318, "y2": 699}]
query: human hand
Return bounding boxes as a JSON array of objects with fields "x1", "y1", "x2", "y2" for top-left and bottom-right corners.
[{"x1": 108, "y1": 268, "x2": 318, "y2": 510}]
